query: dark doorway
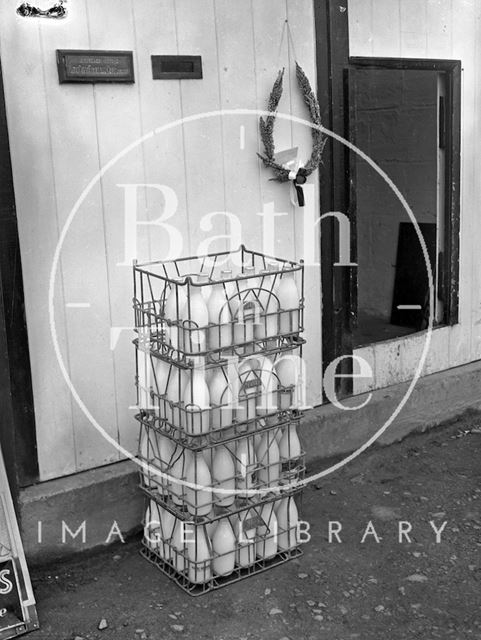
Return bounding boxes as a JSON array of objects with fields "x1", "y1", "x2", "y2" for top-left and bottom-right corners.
[
  {"x1": 351, "y1": 67, "x2": 439, "y2": 346},
  {"x1": 347, "y1": 59, "x2": 461, "y2": 349}
]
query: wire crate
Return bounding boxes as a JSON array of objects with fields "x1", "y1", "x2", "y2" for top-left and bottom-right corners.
[
  {"x1": 133, "y1": 246, "x2": 304, "y2": 364},
  {"x1": 135, "y1": 346, "x2": 306, "y2": 446},
  {"x1": 134, "y1": 246, "x2": 308, "y2": 594},
  {"x1": 137, "y1": 419, "x2": 305, "y2": 520},
  {"x1": 141, "y1": 494, "x2": 303, "y2": 595}
]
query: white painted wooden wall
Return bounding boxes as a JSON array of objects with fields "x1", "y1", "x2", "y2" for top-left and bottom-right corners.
[
  {"x1": 349, "y1": 0, "x2": 481, "y2": 394},
  {"x1": 0, "y1": 0, "x2": 321, "y2": 480},
  {"x1": 3, "y1": 0, "x2": 479, "y2": 481}
]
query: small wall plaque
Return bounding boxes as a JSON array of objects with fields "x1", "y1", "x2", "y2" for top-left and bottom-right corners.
[
  {"x1": 56, "y1": 50, "x2": 135, "y2": 84},
  {"x1": 151, "y1": 55, "x2": 202, "y2": 80}
]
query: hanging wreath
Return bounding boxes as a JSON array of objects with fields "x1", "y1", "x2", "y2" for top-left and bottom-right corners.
[{"x1": 258, "y1": 62, "x2": 325, "y2": 206}]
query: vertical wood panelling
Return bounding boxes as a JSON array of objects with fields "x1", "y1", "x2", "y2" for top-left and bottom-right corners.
[
  {"x1": 370, "y1": 0, "x2": 401, "y2": 57},
  {"x1": 449, "y1": 0, "x2": 476, "y2": 367},
  {"x1": 252, "y1": 0, "x2": 295, "y2": 249},
  {"x1": 0, "y1": 0, "x2": 320, "y2": 479},
  {"x1": 470, "y1": 4, "x2": 481, "y2": 359},
  {"x1": 285, "y1": 0, "x2": 323, "y2": 406},
  {"x1": 38, "y1": 4, "x2": 121, "y2": 472},
  {"x1": 85, "y1": 0, "x2": 146, "y2": 463},
  {"x1": 175, "y1": 0, "x2": 226, "y2": 257},
  {"x1": 1, "y1": 0, "x2": 322, "y2": 480},
  {"x1": 348, "y1": 0, "x2": 374, "y2": 56},
  {"x1": 8, "y1": 0, "x2": 480, "y2": 479},
  {"x1": 426, "y1": 0, "x2": 453, "y2": 57},
  {"x1": 130, "y1": 0, "x2": 190, "y2": 459},
  {"x1": 399, "y1": 0, "x2": 428, "y2": 58},
  {"x1": 214, "y1": 0, "x2": 261, "y2": 251},
  {"x1": 0, "y1": 10, "x2": 77, "y2": 480}
]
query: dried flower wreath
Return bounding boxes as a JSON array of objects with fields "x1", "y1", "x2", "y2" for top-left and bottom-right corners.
[{"x1": 258, "y1": 62, "x2": 326, "y2": 206}]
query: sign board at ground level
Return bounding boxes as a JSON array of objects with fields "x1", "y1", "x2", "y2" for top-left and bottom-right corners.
[{"x1": 0, "y1": 449, "x2": 38, "y2": 639}]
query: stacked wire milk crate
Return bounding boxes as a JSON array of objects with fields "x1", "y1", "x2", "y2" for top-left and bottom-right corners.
[{"x1": 133, "y1": 246, "x2": 306, "y2": 594}]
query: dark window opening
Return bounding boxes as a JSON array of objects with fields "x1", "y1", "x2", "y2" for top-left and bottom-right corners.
[{"x1": 347, "y1": 59, "x2": 460, "y2": 348}]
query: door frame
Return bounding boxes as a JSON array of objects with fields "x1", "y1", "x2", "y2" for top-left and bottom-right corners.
[
  {"x1": 314, "y1": 0, "x2": 461, "y2": 397},
  {"x1": 0, "y1": 59, "x2": 39, "y2": 507},
  {"x1": 314, "y1": 0, "x2": 355, "y2": 397}
]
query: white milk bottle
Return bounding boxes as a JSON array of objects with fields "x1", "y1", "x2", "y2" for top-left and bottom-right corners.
[
  {"x1": 186, "y1": 451, "x2": 212, "y2": 518},
  {"x1": 165, "y1": 366, "x2": 188, "y2": 428},
  {"x1": 256, "y1": 503, "x2": 278, "y2": 560},
  {"x1": 169, "y1": 446, "x2": 187, "y2": 507},
  {"x1": 183, "y1": 366, "x2": 210, "y2": 435},
  {"x1": 235, "y1": 508, "x2": 257, "y2": 567},
  {"x1": 139, "y1": 425, "x2": 158, "y2": 490},
  {"x1": 160, "y1": 507, "x2": 176, "y2": 561},
  {"x1": 136, "y1": 344, "x2": 152, "y2": 412},
  {"x1": 254, "y1": 268, "x2": 279, "y2": 342},
  {"x1": 204, "y1": 511, "x2": 217, "y2": 540},
  {"x1": 208, "y1": 367, "x2": 233, "y2": 431},
  {"x1": 220, "y1": 269, "x2": 237, "y2": 316},
  {"x1": 155, "y1": 432, "x2": 176, "y2": 497},
  {"x1": 187, "y1": 523, "x2": 212, "y2": 584},
  {"x1": 144, "y1": 500, "x2": 161, "y2": 552},
  {"x1": 234, "y1": 437, "x2": 257, "y2": 498},
  {"x1": 275, "y1": 271, "x2": 300, "y2": 336},
  {"x1": 197, "y1": 272, "x2": 211, "y2": 303},
  {"x1": 237, "y1": 359, "x2": 258, "y2": 426},
  {"x1": 153, "y1": 356, "x2": 170, "y2": 406},
  {"x1": 208, "y1": 282, "x2": 232, "y2": 353},
  {"x1": 163, "y1": 279, "x2": 187, "y2": 356},
  {"x1": 234, "y1": 265, "x2": 258, "y2": 352},
  {"x1": 212, "y1": 517, "x2": 236, "y2": 576},
  {"x1": 256, "y1": 430, "x2": 280, "y2": 488},
  {"x1": 180, "y1": 284, "x2": 209, "y2": 354},
  {"x1": 171, "y1": 517, "x2": 186, "y2": 572},
  {"x1": 212, "y1": 446, "x2": 235, "y2": 507},
  {"x1": 257, "y1": 355, "x2": 277, "y2": 416},
  {"x1": 278, "y1": 423, "x2": 302, "y2": 468},
  {"x1": 275, "y1": 354, "x2": 306, "y2": 410},
  {"x1": 275, "y1": 496, "x2": 299, "y2": 551}
]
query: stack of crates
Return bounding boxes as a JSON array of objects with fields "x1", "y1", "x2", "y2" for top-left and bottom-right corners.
[{"x1": 133, "y1": 246, "x2": 306, "y2": 594}]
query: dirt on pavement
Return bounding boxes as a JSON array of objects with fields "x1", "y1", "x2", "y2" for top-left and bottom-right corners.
[{"x1": 28, "y1": 411, "x2": 481, "y2": 640}]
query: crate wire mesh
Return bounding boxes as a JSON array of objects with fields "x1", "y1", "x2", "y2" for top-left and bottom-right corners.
[
  {"x1": 135, "y1": 346, "x2": 307, "y2": 446},
  {"x1": 141, "y1": 494, "x2": 302, "y2": 595},
  {"x1": 138, "y1": 420, "x2": 305, "y2": 519},
  {"x1": 133, "y1": 246, "x2": 306, "y2": 594},
  {"x1": 133, "y1": 246, "x2": 304, "y2": 364}
]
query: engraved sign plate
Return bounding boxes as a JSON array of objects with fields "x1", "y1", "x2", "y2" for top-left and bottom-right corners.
[{"x1": 56, "y1": 50, "x2": 134, "y2": 84}]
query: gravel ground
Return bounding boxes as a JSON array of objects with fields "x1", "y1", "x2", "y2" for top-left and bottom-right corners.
[{"x1": 28, "y1": 411, "x2": 481, "y2": 640}]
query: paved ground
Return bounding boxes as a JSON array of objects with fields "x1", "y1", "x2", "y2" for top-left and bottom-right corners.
[{"x1": 28, "y1": 411, "x2": 481, "y2": 640}]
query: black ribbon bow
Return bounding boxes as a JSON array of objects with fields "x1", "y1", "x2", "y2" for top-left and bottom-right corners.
[{"x1": 293, "y1": 168, "x2": 307, "y2": 207}]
